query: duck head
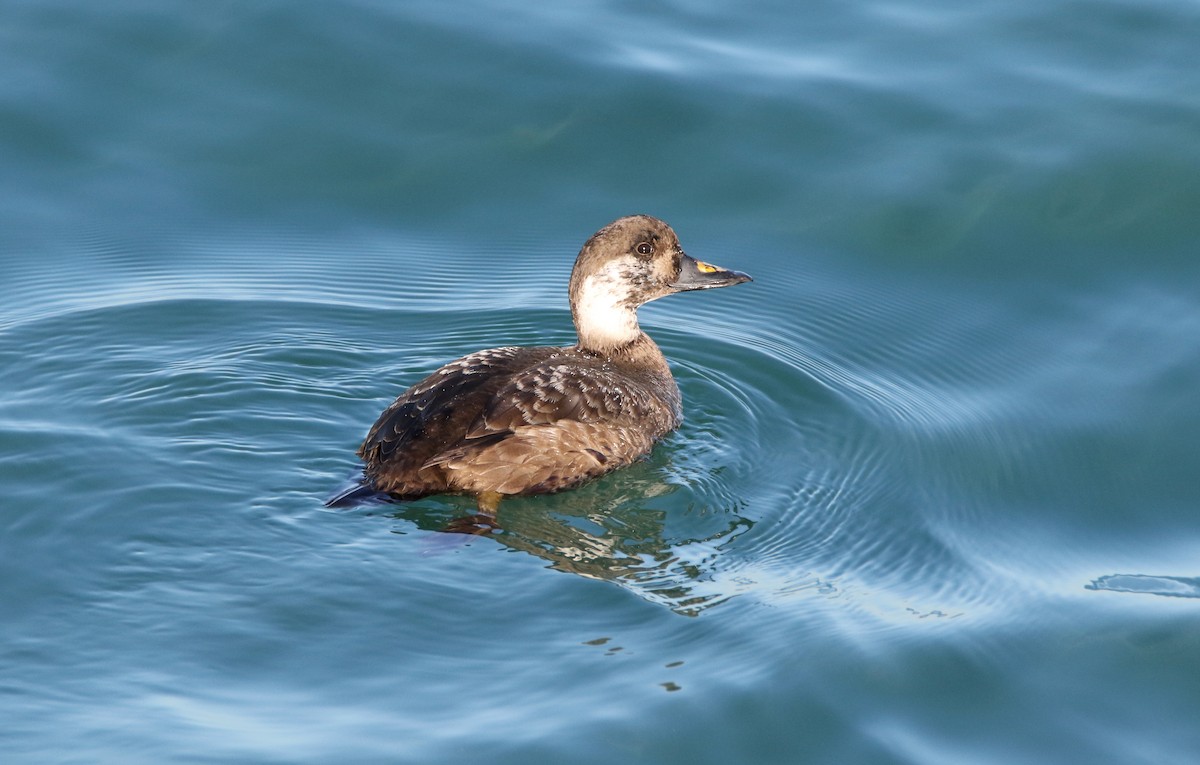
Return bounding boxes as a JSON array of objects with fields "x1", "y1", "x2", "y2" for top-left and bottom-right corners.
[{"x1": 569, "y1": 215, "x2": 752, "y2": 353}]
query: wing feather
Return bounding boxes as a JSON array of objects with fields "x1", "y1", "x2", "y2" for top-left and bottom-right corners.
[
  {"x1": 358, "y1": 346, "x2": 557, "y2": 488},
  {"x1": 358, "y1": 346, "x2": 681, "y2": 498}
]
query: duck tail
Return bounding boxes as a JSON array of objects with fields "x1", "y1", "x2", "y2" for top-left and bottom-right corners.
[{"x1": 323, "y1": 474, "x2": 389, "y2": 507}]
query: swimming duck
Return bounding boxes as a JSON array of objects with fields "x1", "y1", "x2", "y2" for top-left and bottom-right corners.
[{"x1": 328, "y1": 215, "x2": 751, "y2": 514}]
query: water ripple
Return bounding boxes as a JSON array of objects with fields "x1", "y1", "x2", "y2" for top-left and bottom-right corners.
[
  {"x1": 0, "y1": 226, "x2": 568, "y2": 331},
  {"x1": 12, "y1": 228, "x2": 1194, "y2": 634}
]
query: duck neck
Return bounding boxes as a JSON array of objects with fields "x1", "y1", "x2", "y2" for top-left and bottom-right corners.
[{"x1": 571, "y1": 272, "x2": 644, "y2": 354}]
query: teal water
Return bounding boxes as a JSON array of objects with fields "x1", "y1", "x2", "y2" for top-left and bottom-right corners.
[{"x1": 3, "y1": 1, "x2": 1200, "y2": 762}]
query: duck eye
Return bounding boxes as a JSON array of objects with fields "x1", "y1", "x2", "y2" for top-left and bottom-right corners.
[{"x1": 636, "y1": 242, "x2": 654, "y2": 256}]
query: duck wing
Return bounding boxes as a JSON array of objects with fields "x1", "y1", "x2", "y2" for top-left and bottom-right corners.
[
  {"x1": 465, "y1": 361, "x2": 661, "y2": 435},
  {"x1": 423, "y1": 359, "x2": 680, "y2": 494},
  {"x1": 357, "y1": 346, "x2": 559, "y2": 485}
]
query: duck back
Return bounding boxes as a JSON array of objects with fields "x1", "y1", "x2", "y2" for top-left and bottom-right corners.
[{"x1": 358, "y1": 339, "x2": 681, "y2": 499}]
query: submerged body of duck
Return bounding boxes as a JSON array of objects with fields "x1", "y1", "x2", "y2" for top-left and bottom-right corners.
[{"x1": 328, "y1": 215, "x2": 750, "y2": 514}]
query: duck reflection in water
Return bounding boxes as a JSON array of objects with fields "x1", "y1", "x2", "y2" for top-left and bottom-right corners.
[{"x1": 384, "y1": 456, "x2": 754, "y2": 617}]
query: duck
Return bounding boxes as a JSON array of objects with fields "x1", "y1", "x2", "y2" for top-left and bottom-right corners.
[{"x1": 327, "y1": 214, "x2": 751, "y2": 516}]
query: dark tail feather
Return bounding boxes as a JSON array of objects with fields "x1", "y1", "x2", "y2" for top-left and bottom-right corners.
[{"x1": 324, "y1": 475, "x2": 390, "y2": 507}]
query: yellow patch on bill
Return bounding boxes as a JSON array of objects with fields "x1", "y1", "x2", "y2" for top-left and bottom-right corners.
[{"x1": 695, "y1": 260, "x2": 721, "y2": 273}]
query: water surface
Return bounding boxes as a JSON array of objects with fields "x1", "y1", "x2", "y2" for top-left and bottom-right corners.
[{"x1": 3, "y1": 1, "x2": 1200, "y2": 763}]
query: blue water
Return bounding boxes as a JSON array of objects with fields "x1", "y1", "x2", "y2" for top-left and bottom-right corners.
[{"x1": 3, "y1": 1, "x2": 1200, "y2": 763}]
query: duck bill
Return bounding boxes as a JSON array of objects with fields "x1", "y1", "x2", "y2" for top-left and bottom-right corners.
[{"x1": 669, "y1": 253, "x2": 753, "y2": 292}]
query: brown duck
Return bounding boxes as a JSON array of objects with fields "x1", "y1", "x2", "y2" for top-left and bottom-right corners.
[{"x1": 328, "y1": 215, "x2": 751, "y2": 515}]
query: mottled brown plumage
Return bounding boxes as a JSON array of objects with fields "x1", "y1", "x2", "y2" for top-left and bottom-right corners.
[{"x1": 329, "y1": 215, "x2": 751, "y2": 511}]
